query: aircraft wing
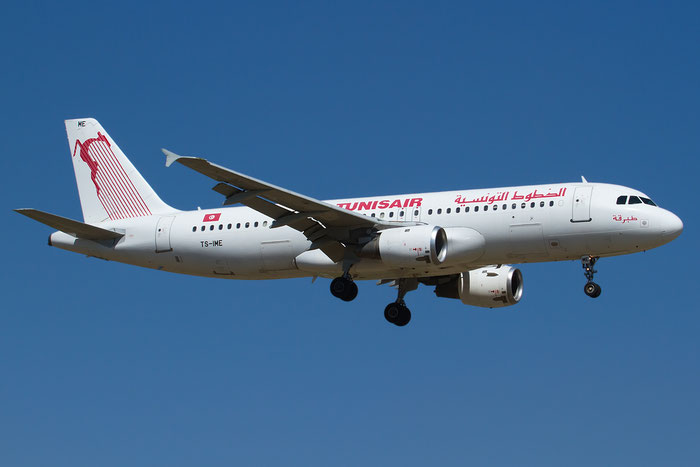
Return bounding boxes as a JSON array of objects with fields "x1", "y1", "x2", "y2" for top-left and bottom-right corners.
[
  {"x1": 163, "y1": 149, "x2": 404, "y2": 261},
  {"x1": 15, "y1": 209, "x2": 124, "y2": 241}
]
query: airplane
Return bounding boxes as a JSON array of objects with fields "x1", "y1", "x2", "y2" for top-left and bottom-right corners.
[{"x1": 16, "y1": 118, "x2": 683, "y2": 326}]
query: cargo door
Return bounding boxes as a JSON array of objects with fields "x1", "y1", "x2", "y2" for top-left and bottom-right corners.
[
  {"x1": 508, "y1": 223, "x2": 547, "y2": 256},
  {"x1": 260, "y1": 240, "x2": 295, "y2": 271}
]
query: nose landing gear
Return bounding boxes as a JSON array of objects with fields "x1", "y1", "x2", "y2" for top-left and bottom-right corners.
[
  {"x1": 584, "y1": 281, "x2": 602, "y2": 298},
  {"x1": 581, "y1": 255, "x2": 602, "y2": 298}
]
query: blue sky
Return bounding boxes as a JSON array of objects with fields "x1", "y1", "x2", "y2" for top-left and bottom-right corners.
[{"x1": 2, "y1": 1, "x2": 698, "y2": 465}]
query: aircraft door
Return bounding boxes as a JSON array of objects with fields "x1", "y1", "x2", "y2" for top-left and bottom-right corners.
[
  {"x1": 155, "y1": 216, "x2": 175, "y2": 252},
  {"x1": 508, "y1": 223, "x2": 547, "y2": 256},
  {"x1": 260, "y1": 240, "x2": 295, "y2": 271},
  {"x1": 409, "y1": 205, "x2": 421, "y2": 222},
  {"x1": 571, "y1": 186, "x2": 593, "y2": 222}
]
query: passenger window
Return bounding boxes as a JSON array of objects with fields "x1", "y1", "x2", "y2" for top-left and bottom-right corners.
[
  {"x1": 201, "y1": 226, "x2": 205, "y2": 231},
  {"x1": 437, "y1": 209, "x2": 442, "y2": 214},
  {"x1": 227, "y1": 223, "x2": 232, "y2": 229},
  {"x1": 245, "y1": 222, "x2": 250, "y2": 228},
  {"x1": 254, "y1": 221, "x2": 259, "y2": 227},
  {"x1": 530, "y1": 202, "x2": 535, "y2": 208},
  {"x1": 493, "y1": 204, "x2": 498, "y2": 211},
  {"x1": 414, "y1": 209, "x2": 419, "y2": 216},
  {"x1": 219, "y1": 224, "x2": 223, "y2": 230},
  {"x1": 456, "y1": 207, "x2": 460, "y2": 213},
  {"x1": 236, "y1": 223, "x2": 241, "y2": 229},
  {"x1": 521, "y1": 203, "x2": 526, "y2": 209},
  {"x1": 446, "y1": 208, "x2": 451, "y2": 214},
  {"x1": 549, "y1": 201, "x2": 554, "y2": 207},
  {"x1": 540, "y1": 201, "x2": 545, "y2": 207},
  {"x1": 371, "y1": 213, "x2": 376, "y2": 217},
  {"x1": 502, "y1": 204, "x2": 507, "y2": 210},
  {"x1": 484, "y1": 205, "x2": 488, "y2": 211},
  {"x1": 474, "y1": 206, "x2": 479, "y2": 212},
  {"x1": 263, "y1": 221, "x2": 268, "y2": 226},
  {"x1": 465, "y1": 206, "x2": 470, "y2": 213},
  {"x1": 389, "y1": 212, "x2": 394, "y2": 218},
  {"x1": 380, "y1": 212, "x2": 385, "y2": 218},
  {"x1": 192, "y1": 226, "x2": 196, "y2": 232},
  {"x1": 616, "y1": 195, "x2": 627, "y2": 205},
  {"x1": 512, "y1": 203, "x2": 516, "y2": 209},
  {"x1": 641, "y1": 197, "x2": 657, "y2": 206},
  {"x1": 399, "y1": 211, "x2": 404, "y2": 217},
  {"x1": 428, "y1": 209, "x2": 433, "y2": 215},
  {"x1": 629, "y1": 196, "x2": 642, "y2": 205},
  {"x1": 209, "y1": 225, "x2": 214, "y2": 231}
]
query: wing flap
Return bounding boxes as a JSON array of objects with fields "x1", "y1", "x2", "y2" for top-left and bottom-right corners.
[{"x1": 15, "y1": 209, "x2": 124, "y2": 241}]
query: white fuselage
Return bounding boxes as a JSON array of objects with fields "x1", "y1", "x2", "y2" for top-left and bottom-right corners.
[{"x1": 48, "y1": 182, "x2": 683, "y2": 280}]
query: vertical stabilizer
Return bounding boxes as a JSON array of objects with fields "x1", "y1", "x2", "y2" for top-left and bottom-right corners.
[{"x1": 66, "y1": 118, "x2": 175, "y2": 224}]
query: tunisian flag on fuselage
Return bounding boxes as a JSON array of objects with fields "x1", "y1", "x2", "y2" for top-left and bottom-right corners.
[{"x1": 203, "y1": 213, "x2": 221, "y2": 222}]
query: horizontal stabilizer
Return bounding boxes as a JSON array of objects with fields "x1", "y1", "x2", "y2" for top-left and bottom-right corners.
[{"x1": 14, "y1": 209, "x2": 124, "y2": 241}]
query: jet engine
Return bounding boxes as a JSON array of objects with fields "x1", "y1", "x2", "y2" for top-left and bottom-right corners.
[
  {"x1": 359, "y1": 225, "x2": 447, "y2": 267},
  {"x1": 359, "y1": 225, "x2": 486, "y2": 268},
  {"x1": 434, "y1": 265, "x2": 523, "y2": 308}
]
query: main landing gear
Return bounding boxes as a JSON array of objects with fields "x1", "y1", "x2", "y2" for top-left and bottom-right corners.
[
  {"x1": 329, "y1": 274, "x2": 418, "y2": 327},
  {"x1": 330, "y1": 275, "x2": 358, "y2": 302},
  {"x1": 384, "y1": 302, "x2": 411, "y2": 327},
  {"x1": 384, "y1": 278, "x2": 418, "y2": 327},
  {"x1": 581, "y1": 255, "x2": 602, "y2": 298}
]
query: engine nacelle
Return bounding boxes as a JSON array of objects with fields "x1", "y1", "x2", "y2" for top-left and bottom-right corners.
[
  {"x1": 359, "y1": 225, "x2": 486, "y2": 268},
  {"x1": 360, "y1": 225, "x2": 447, "y2": 267},
  {"x1": 435, "y1": 265, "x2": 523, "y2": 308},
  {"x1": 441, "y1": 227, "x2": 486, "y2": 265}
]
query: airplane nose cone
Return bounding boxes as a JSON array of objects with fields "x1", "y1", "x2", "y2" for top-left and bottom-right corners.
[{"x1": 661, "y1": 211, "x2": 683, "y2": 241}]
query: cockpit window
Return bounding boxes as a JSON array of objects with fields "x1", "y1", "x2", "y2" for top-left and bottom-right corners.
[{"x1": 618, "y1": 194, "x2": 658, "y2": 206}]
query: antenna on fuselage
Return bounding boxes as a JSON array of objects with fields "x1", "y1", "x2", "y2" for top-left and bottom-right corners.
[{"x1": 581, "y1": 175, "x2": 589, "y2": 183}]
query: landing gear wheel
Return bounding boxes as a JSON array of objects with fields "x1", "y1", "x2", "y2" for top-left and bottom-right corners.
[
  {"x1": 346, "y1": 281, "x2": 358, "y2": 301},
  {"x1": 584, "y1": 281, "x2": 602, "y2": 298},
  {"x1": 395, "y1": 306, "x2": 411, "y2": 326},
  {"x1": 384, "y1": 303, "x2": 400, "y2": 323},
  {"x1": 581, "y1": 256, "x2": 602, "y2": 298},
  {"x1": 330, "y1": 277, "x2": 358, "y2": 302},
  {"x1": 384, "y1": 302, "x2": 411, "y2": 326}
]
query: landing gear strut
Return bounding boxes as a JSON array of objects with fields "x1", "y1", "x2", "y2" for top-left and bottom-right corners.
[
  {"x1": 581, "y1": 255, "x2": 602, "y2": 298},
  {"x1": 330, "y1": 275, "x2": 358, "y2": 302},
  {"x1": 384, "y1": 278, "x2": 418, "y2": 327}
]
